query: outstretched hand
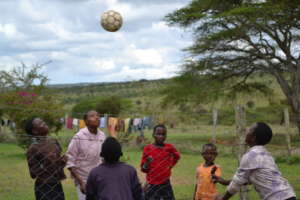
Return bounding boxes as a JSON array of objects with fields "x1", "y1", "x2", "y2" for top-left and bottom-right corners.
[{"x1": 212, "y1": 174, "x2": 222, "y2": 183}]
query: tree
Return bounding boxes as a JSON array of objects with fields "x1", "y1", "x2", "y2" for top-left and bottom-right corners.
[
  {"x1": 95, "y1": 96, "x2": 132, "y2": 116},
  {"x1": 71, "y1": 96, "x2": 132, "y2": 118},
  {"x1": 164, "y1": 0, "x2": 300, "y2": 135},
  {"x1": 0, "y1": 63, "x2": 64, "y2": 147}
]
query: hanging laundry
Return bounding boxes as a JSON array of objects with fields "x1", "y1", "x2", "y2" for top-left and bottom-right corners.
[
  {"x1": 124, "y1": 118, "x2": 131, "y2": 133},
  {"x1": 60, "y1": 118, "x2": 65, "y2": 125},
  {"x1": 133, "y1": 118, "x2": 142, "y2": 132},
  {"x1": 99, "y1": 116, "x2": 107, "y2": 128},
  {"x1": 79, "y1": 120, "x2": 86, "y2": 129},
  {"x1": 66, "y1": 117, "x2": 73, "y2": 129},
  {"x1": 73, "y1": 118, "x2": 79, "y2": 127},
  {"x1": 108, "y1": 117, "x2": 118, "y2": 138},
  {"x1": 116, "y1": 119, "x2": 125, "y2": 132},
  {"x1": 143, "y1": 116, "x2": 154, "y2": 130}
]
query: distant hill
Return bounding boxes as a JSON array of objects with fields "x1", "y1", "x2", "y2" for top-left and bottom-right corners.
[{"x1": 48, "y1": 76, "x2": 288, "y2": 125}]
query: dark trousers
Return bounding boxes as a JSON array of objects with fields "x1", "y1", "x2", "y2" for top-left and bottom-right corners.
[
  {"x1": 35, "y1": 181, "x2": 65, "y2": 200},
  {"x1": 285, "y1": 197, "x2": 296, "y2": 200},
  {"x1": 144, "y1": 180, "x2": 175, "y2": 200}
]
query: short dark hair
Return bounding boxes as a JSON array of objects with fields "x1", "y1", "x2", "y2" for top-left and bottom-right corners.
[
  {"x1": 100, "y1": 137, "x2": 123, "y2": 163},
  {"x1": 24, "y1": 117, "x2": 37, "y2": 135},
  {"x1": 202, "y1": 143, "x2": 217, "y2": 152},
  {"x1": 253, "y1": 122, "x2": 273, "y2": 145},
  {"x1": 83, "y1": 110, "x2": 98, "y2": 121},
  {"x1": 153, "y1": 124, "x2": 167, "y2": 134}
]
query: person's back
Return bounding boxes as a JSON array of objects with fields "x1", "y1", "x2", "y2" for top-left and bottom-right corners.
[
  {"x1": 86, "y1": 137, "x2": 143, "y2": 200},
  {"x1": 86, "y1": 162, "x2": 142, "y2": 200}
]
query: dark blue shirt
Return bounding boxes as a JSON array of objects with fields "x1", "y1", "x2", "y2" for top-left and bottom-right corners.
[{"x1": 86, "y1": 162, "x2": 143, "y2": 200}]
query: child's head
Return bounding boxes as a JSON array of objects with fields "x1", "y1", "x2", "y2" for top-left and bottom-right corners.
[
  {"x1": 100, "y1": 137, "x2": 123, "y2": 164},
  {"x1": 201, "y1": 143, "x2": 218, "y2": 165},
  {"x1": 245, "y1": 122, "x2": 272, "y2": 146},
  {"x1": 25, "y1": 117, "x2": 49, "y2": 137},
  {"x1": 83, "y1": 110, "x2": 100, "y2": 128},
  {"x1": 152, "y1": 124, "x2": 167, "y2": 145}
]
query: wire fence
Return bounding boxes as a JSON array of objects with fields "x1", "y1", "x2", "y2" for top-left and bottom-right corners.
[
  {"x1": 1, "y1": 104, "x2": 300, "y2": 199},
  {"x1": 0, "y1": 124, "x2": 299, "y2": 200}
]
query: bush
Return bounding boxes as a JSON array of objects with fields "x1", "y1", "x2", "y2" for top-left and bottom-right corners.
[{"x1": 275, "y1": 155, "x2": 300, "y2": 165}]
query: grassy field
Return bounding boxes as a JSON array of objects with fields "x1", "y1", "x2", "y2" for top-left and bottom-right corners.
[{"x1": 0, "y1": 126, "x2": 300, "y2": 200}]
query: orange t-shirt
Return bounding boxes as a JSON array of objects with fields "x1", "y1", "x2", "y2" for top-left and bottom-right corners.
[{"x1": 195, "y1": 164, "x2": 221, "y2": 200}]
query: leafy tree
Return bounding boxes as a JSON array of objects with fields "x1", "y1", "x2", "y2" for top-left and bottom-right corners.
[
  {"x1": 0, "y1": 63, "x2": 64, "y2": 147},
  {"x1": 71, "y1": 98, "x2": 99, "y2": 118},
  {"x1": 71, "y1": 96, "x2": 132, "y2": 118},
  {"x1": 95, "y1": 96, "x2": 132, "y2": 116},
  {"x1": 165, "y1": 0, "x2": 300, "y2": 134}
]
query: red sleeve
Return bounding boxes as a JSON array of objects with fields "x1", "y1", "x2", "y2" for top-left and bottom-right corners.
[
  {"x1": 140, "y1": 145, "x2": 150, "y2": 173},
  {"x1": 169, "y1": 144, "x2": 180, "y2": 167}
]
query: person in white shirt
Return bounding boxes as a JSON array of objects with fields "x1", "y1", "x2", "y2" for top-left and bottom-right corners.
[{"x1": 215, "y1": 122, "x2": 296, "y2": 200}]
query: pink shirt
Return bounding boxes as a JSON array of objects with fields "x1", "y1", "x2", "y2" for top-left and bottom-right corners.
[{"x1": 66, "y1": 127, "x2": 106, "y2": 184}]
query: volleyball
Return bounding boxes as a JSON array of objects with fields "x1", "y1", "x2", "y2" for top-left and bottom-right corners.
[{"x1": 100, "y1": 10, "x2": 123, "y2": 32}]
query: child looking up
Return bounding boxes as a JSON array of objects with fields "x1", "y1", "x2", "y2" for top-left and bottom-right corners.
[
  {"x1": 141, "y1": 124, "x2": 180, "y2": 200},
  {"x1": 25, "y1": 117, "x2": 67, "y2": 200},
  {"x1": 194, "y1": 143, "x2": 229, "y2": 200},
  {"x1": 215, "y1": 122, "x2": 296, "y2": 200},
  {"x1": 86, "y1": 137, "x2": 143, "y2": 200}
]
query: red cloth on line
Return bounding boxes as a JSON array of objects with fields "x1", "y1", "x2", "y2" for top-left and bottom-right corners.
[
  {"x1": 66, "y1": 117, "x2": 73, "y2": 129},
  {"x1": 141, "y1": 143, "x2": 180, "y2": 185}
]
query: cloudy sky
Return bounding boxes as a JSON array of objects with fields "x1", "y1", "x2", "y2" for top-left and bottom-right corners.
[{"x1": 0, "y1": 0, "x2": 193, "y2": 84}]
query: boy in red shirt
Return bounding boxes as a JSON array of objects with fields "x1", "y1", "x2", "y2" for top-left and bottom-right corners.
[{"x1": 141, "y1": 124, "x2": 180, "y2": 200}]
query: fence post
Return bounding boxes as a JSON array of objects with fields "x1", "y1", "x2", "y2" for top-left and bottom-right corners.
[
  {"x1": 212, "y1": 108, "x2": 218, "y2": 143},
  {"x1": 235, "y1": 105, "x2": 249, "y2": 200},
  {"x1": 284, "y1": 108, "x2": 292, "y2": 157}
]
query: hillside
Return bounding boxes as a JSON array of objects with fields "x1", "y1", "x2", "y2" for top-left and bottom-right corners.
[{"x1": 48, "y1": 76, "x2": 290, "y2": 126}]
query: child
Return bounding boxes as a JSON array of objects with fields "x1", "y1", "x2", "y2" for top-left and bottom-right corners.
[
  {"x1": 66, "y1": 110, "x2": 106, "y2": 200},
  {"x1": 86, "y1": 137, "x2": 143, "y2": 200},
  {"x1": 194, "y1": 143, "x2": 229, "y2": 200},
  {"x1": 25, "y1": 117, "x2": 67, "y2": 200},
  {"x1": 141, "y1": 124, "x2": 180, "y2": 200},
  {"x1": 215, "y1": 122, "x2": 296, "y2": 200}
]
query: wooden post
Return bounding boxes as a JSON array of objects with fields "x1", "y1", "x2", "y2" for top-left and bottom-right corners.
[
  {"x1": 284, "y1": 108, "x2": 292, "y2": 157},
  {"x1": 212, "y1": 108, "x2": 218, "y2": 143},
  {"x1": 235, "y1": 105, "x2": 249, "y2": 200}
]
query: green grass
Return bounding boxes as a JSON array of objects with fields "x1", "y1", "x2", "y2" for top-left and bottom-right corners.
[{"x1": 0, "y1": 127, "x2": 299, "y2": 200}]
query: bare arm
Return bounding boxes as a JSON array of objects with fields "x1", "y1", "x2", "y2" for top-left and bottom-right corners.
[
  {"x1": 212, "y1": 175, "x2": 231, "y2": 185},
  {"x1": 193, "y1": 183, "x2": 197, "y2": 200},
  {"x1": 68, "y1": 167, "x2": 86, "y2": 194}
]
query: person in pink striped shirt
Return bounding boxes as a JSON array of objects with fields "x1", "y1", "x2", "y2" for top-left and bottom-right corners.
[{"x1": 66, "y1": 110, "x2": 106, "y2": 200}]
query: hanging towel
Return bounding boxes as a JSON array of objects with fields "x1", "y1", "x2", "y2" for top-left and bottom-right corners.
[
  {"x1": 66, "y1": 117, "x2": 73, "y2": 129},
  {"x1": 108, "y1": 117, "x2": 118, "y2": 138},
  {"x1": 73, "y1": 118, "x2": 79, "y2": 126},
  {"x1": 124, "y1": 118, "x2": 131, "y2": 133},
  {"x1": 116, "y1": 119, "x2": 125, "y2": 132},
  {"x1": 79, "y1": 120, "x2": 86, "y2": 129},
  {"x1": 100, "y1": 117, "x2": 107, "y2": 128}
]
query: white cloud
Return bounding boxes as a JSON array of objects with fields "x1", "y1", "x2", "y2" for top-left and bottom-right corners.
[
  {"x1": 0, "y1": 24, "x2": 27, "y2": 40},
  {"x1": 0, "y1": 0, "x2": 191, "y2": 84},
  {"x1": 89, "y1": 58, "x2": 116, "y2": 71},
  {"x1": 19, "y1": 0, "x2": 49, "y2": 22}
]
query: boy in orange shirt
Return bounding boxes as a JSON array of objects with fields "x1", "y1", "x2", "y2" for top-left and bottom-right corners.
[{"x1": 194, "y1": 143, "x2": 229, "y2": 200}]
